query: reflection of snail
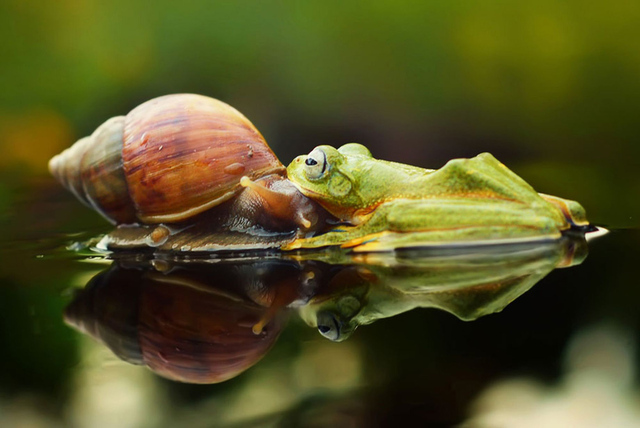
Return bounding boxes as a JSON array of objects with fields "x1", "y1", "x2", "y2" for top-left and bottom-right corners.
[
  {"x1": 49, "y1": 94, "x2": 332, "y2": 249},
  {"x1": 63, "y1": 260, "x2": 312, "y2": 383}
]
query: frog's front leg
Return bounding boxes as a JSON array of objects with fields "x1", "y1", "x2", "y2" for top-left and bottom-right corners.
[{"x1": 282, "y1": 207, "x2": 391, "y2": 250}]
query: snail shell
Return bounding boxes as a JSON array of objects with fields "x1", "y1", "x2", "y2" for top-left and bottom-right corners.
[{"x1": 49, "y1": 94, "x2": 285, "y2": 224}]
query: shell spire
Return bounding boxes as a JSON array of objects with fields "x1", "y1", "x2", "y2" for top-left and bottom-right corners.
[{"x1": 49, "y1": 116, "x2": 137, "y2": 224}]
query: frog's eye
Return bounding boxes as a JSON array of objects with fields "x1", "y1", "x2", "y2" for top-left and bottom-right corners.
[
  {"x1": 304, "y1": 148, "x2": 327, "y2": 180},
  {"x1": 316, "y1": 311, "x2": 341, "y2": 341}
]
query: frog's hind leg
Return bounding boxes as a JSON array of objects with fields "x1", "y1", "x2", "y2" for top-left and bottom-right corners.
[
  {"x1": 385, "y1": 198, "x2": 565, "y2": 236},
  {"x1": 538, "y1": 194, "x2": 594, "y2": 231},
  {"x1": 426, "y1": 153, "x2": 544, "y2": 204}
]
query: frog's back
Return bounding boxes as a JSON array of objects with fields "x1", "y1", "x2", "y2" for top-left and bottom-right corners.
[
  {"x1": 358, "y1": 153, "x2": 529, "y2": 202},
  {"x1": 347, "y1": 156, "x2": 435, "y2": 206},
  {"x1": 366, "y1": 152, "x2": 591, "y2": 231}
]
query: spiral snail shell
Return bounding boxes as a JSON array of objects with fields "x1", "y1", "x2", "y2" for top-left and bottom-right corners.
[{"x1": 49, "y1": 94, "x2": 287, "y2": 225}]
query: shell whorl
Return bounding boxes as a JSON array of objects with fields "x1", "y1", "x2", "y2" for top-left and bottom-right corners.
[
  {"x1": 121, "y1": 94, "x2": 284, "y2": 223},
  {"x1": 49, "y1": 116, "x2": 137, "y2": 224},
  {"x1": 49, "y1": 94, "x2": 286, "y2": 225}
]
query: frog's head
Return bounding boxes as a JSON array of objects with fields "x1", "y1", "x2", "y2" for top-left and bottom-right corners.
[
  {"x1": 297, "y1": 277, "x2": 370, "y2": 341},
  {"x1": 314, "y1": 297, "x2": 361, "y2": 342},
  {"x1": 296, "y1": 265, "x2": 379, "y2": 341},
  {"x1": 287, "y1": 143, "x2": 374, "y2": 223}
]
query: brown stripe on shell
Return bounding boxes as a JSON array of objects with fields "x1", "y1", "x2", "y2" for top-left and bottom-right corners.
[
  {"x1": 122, "y1": 94, "x2": 285, "y2": 223},
  {"x1": 48, "y1": 116, "x2": 138, "y2": 224},
  {"x1": 49, "y1": 136, "x2": 93, "y2": 207},
  {"x1": 79, "y1": 116, "x2": 138, "y2": 224},
  {"x1": 138, "y1": 274, "x2": 284, "y2": 383}
]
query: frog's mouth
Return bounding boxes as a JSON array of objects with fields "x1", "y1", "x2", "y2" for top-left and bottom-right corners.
[
  {"x1": 287, "y1": 176, "x2": 327, "y2": 203},
  {"x1": 297, "y1": 189, "x2": 366, "y2": 226}
]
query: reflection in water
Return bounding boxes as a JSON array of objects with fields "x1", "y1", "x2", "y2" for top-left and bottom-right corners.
[
  {"x1": 64, "y1": 261, "x2": 295, "y2": 384},
  {"x1": 65, "y1": 235, "x2": 589, "y2": 384},
  {"x1": 301, "y1": 235, "x2": 588, "y2": 341}
]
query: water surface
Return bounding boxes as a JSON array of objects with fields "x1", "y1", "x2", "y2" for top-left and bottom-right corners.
[{"x1": 0, "y1": 180, "x2": 637, "y2": 428}]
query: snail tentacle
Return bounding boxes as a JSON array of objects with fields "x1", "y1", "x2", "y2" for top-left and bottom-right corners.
[{"x1": 240, "y1": 176, "x2": 323, "y2": 232}]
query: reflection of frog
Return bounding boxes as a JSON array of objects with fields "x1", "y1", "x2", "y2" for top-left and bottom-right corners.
[
  {"x1": 298, "y1": 236, "x2": 588, "y2": 341},
  {"x1": 286, "y1": 144, "x2": 589, "y2": 250}
]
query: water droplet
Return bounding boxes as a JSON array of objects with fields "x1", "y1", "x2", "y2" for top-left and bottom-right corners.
[
  {"x1": 149, "y1": 226, "x2": 170, "y2": 245},
  {"x1": 224, "y1": 162, "x2": 246, "y2": 175},
  {"x1": 151, "y1": 259, "x2": 171, "y2": 272}
]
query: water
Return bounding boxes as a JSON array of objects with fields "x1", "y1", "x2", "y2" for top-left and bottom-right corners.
[{"x1": 1, "y1": 179, "x2": 638, "y2": 428}]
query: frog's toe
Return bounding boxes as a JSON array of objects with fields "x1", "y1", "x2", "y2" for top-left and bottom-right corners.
[
  {"x1": 539, "y1": 194, "x2": 590, "y2": 229},
  {"x1": 563, "y1": 200, "x2": 589, "y2": 228}
]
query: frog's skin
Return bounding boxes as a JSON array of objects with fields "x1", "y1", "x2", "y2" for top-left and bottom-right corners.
[{"x1": 285, "y1": 144, "x2": 589, "y2": 251}]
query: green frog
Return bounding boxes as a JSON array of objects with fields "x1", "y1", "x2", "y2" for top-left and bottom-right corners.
[{"x1": 284, "y1": 143, "x2": 589, "y2": 251}]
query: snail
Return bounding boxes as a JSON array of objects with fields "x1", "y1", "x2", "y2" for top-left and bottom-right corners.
[{"x1": 49, "y1": 94, "x2": 332, "y2": 249}]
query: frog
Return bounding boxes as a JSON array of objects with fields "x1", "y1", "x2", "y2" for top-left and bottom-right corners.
[{"x1": 284, "y1": 143, "x2": 590, "y2": 251}]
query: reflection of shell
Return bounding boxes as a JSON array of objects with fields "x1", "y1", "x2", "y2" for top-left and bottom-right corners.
[
  {"x1": 138, "y1": 274, "x2": 283, "y2": 383},
  {"x1": 64, "y1": 264, "x2": 286, "y2": 384},
  {"x1": 64, "y1": 266, "x2": 143, "y2": 364}
]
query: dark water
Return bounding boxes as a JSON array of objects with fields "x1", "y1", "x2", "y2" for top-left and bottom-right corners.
[{"x1": 1, "y1": 181, "x2": 638, "y2": 428}]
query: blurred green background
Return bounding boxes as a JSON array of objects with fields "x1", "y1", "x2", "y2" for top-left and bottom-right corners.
[
  {"x1": 1, "y1": 1, "x2": 640, "y2": 426},
  {"x1": 1, "y1": 0, "x2": 639, "y2": 227}
]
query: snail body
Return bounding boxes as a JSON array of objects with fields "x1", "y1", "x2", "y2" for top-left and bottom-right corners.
[{"x1": 50, "y1": 94, "x2": 329, "y2": 248}]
